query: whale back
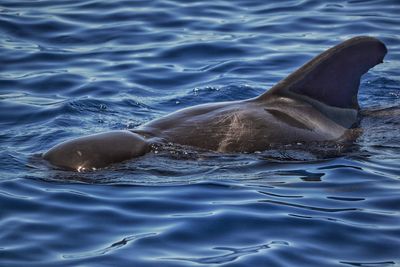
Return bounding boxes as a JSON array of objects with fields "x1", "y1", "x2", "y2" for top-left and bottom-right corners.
[{"x1": 258, "y1": 36, "x2": 387, "y2": 127}]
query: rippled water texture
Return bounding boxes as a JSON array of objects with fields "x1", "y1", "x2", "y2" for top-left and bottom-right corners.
[{"x1": 1, "y1": 0, "x2": 400, "y2": 266}]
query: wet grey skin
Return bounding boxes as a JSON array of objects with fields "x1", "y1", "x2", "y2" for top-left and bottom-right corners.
[{"x1": 43, "y1": 36, "x2": 387, "y2": 171}]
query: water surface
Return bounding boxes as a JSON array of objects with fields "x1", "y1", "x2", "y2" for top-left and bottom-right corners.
[{"x1": 1, "y1": 0, "x2": 400, "y2": 266}]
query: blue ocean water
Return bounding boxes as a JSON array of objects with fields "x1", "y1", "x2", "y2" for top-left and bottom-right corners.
[{"x1": 1, "y1": 0, "x2": 400, "y2": 266}]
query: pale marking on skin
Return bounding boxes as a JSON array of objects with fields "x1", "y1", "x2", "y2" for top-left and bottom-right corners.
[{"x1": 218, "y1": 112, "x2": 251, "y2": 152}]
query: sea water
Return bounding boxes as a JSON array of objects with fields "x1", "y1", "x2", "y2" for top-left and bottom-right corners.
[{"x1": 1, "y1": 0, "x2": 400, "y2": 266}]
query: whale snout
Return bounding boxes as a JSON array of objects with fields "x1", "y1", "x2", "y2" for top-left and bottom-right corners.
[{"x1": 43, "y1": 131, "x2": 149, "y2": 171}]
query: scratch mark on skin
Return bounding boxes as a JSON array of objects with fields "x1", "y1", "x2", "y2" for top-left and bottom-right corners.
[{"x1": 218, "y1": 112, "x2": 251, "y2": 152}]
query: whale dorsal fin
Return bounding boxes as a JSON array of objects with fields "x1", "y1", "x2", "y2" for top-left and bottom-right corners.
[{"x1": 258, "y1": 36, "x2": 387, "y2": 127}]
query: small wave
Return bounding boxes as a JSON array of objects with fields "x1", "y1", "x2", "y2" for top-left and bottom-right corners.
[
  {"x1": 63, "y1": 233, "x2": 157, "y2": 259},
  {"x1": 164, "y1": 241, "x2": 289, "y2": 264}
]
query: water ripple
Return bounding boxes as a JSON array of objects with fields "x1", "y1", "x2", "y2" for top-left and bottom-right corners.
[
  {"x1": 1, "y1": 0, "x2": 400, "y2": 266},
  {"x1": 63, "y1": 233, "x2": 157, "y2": 259},
  {"x1": 166, "y1": 241, "x2": 289, "y2": 265}
]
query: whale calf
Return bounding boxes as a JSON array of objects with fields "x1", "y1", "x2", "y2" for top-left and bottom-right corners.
[{"x1": 43, "y1": 36, "x2": 387, "y2": 171}]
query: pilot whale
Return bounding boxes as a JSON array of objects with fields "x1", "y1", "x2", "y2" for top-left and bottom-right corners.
[{"x1": 43, "y1": 36, "x2": 387, "y2": 171}]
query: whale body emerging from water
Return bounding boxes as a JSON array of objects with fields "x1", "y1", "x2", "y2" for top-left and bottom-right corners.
[{"x1": 43, "y1": 36, "x2": 387, "y2": 171}]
